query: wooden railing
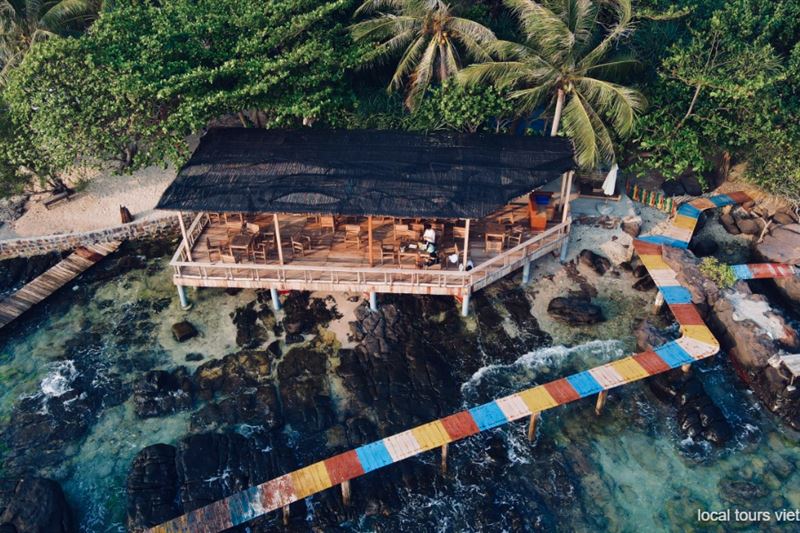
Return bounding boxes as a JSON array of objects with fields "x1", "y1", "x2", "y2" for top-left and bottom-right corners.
[{"x1": 170, "y1": 218, "x2": 571, "y2": 295}]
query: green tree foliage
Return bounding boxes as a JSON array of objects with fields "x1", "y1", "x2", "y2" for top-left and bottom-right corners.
[
  {"x1": 0, "y1": 0, "x2": 102, "y2": 82},
  {"x1": 699, "y1": 256, "x2": 736, "y2": 289},
  {"x1": 351, "y1": 0, "x2": 497, "y2": 110},
  {"x1": 458, "y1": 0, "x2": 646, "y2": 168},
  {"x1": 631, "y1": 0, "x2": 800, "y2": 198},
  {"x1": 2, "y1": 0, "x2": 360, "y2": 180},
  {"x1": 406, "y1": 81, "x2": 513, "y2": 132}
]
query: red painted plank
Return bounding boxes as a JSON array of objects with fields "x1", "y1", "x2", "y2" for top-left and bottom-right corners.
[
  {"x1": 632, "y1": 240, "x2": 662, "y2": 256},
  {"x1": 726, "y1": 191, "x2": 752, "y2": 205},
  {"x1": 633, "y1": 351, "x2": 671, "y2": 374},
  {"x1": 668, "y1": 304, "x2": 705, "y2": 325},
  {"x1": 440, "y1": 411, "x2": 479, "y2": 440},
  {"x1": 324, "y1": 450, "x2": 365, "y2": 485},
  {"x1": 543, "y1": 378, "x2": 581, "y2": 404}
]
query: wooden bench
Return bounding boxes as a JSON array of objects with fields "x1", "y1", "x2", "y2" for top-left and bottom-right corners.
[{"x1": 43, "y1": 191, "x2": 73, "y2": 210}]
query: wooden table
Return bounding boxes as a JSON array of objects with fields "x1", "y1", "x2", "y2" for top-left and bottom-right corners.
[
  {"x1": 484, "y1": 223, "x2": 506, "y2": 248},
  {"x1": 229, "y1": 232, "x2": 253, "y2": 254}
]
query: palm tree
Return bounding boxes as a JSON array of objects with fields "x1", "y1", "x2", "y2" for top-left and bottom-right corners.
[
  {"x1": 351, "y1": 0, "x2": 497, "y2": 110},
  {"x1": 0, "y1": 0, "x2": 101, "y2": 82},
  {"x1": 458, "y1": 0, "x2": 645, "y2": 168}
]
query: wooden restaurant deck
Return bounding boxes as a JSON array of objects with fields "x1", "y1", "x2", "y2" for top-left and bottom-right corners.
[{"x1": 171, "y1": 206, "x2": 572, "y2": 297}]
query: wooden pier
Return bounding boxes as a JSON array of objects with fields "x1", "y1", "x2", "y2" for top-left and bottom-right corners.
[{"x1": 0, "y1": 241, "x2": 120, "y2": 329}]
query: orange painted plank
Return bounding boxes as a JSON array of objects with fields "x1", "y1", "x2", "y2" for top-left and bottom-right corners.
[
  {"x1": 440, "y1": 411, "x2": 480, "y2": 440},
  {"x1": 633, "y1": 351, "x2": 671, "y2": 374},
  {"x1": 543, "y1": 378, "x2": 581, "y2": 404},
  {"x1": 259, "y1": 474, "x2": 296, "y2": 512},
  {"x1": 633, "y1": 240, "x2": 662, "y2": 256},
  {"x1": 668, "y1": 304, "x2": 705, "y2": 325},
  {"x1": 691, "y1": 198, "x2": 716, "y2": 210},
  {"x1": 324, "y1": 450, "x2": 364, "y2": 486},
  {"x1": 726, "y1": 191, "x2": 752, "y2": 204}
]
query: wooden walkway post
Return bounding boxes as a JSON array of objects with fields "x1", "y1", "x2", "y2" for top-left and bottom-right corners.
[
  {"x1": 595, "y1": 390, "x2": 608, "y2": 416},
  {"x1": 681, "y1": 363, "x2": 691, "y2": 373},
  {"x1": 527, "y1": 412, "x2": 539, "y2": 441},
  {"x1": 462, "y1": 219, "x2": 470, "y2": 269},
  {"x1": 341, "y1": 480, "x2": 351, "y2": 506},
  {"x1": 282, "y1": 505, "x2": 290, "y2": 525},
  {"x1": 653, "y1": 291, "x2": 664, "y2": 314},
  {"x1": 273, "y1": 214, "x2": 284, "y2": 266},
  {"x1": 177, "y1": 212, "x2": 192, "y2": 262},
  {"x1": 368, "y1": 216, "x2": 374, "y2": 267},
  {"x1": 441, "y1": 443, "x2": 448, "y2": 475}
]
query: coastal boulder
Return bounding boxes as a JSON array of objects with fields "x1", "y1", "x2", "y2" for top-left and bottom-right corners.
[
  {"x1": 578, "y1": 249, "x2": 611, "y2": 276},
  {"x1": 171, "y1": 321, "x2": 197, "y2": 343},
  {"x1": 126, "y1": 444, "x2": 179, "y2": 531},
  {"x1": 547, "y1": 296, "x2": 605, "y2": 325},
  {"x1": 132, "y1": 368, "x2": 193, "y2": 418},
  {"x1": 0, "y1": 478, "x2": 74, "y2": 533}
]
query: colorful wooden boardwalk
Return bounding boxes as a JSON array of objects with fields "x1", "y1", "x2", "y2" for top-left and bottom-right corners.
[
  {"x1": 0, "y1": 242, "x2": 121, "y2": 329},
  {"x1": 147, "y1": 193, "x2": 797, "y2": 533}
]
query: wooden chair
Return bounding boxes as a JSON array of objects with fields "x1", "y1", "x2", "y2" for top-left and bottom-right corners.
[
  {"x1": 246, "y1": 222, "x2": 260, "y2": 234},
  {"x1": 208, "y1": 212, "x2": 223, "y2": 224},
  {"x1": 206, "y1": 238, "x2": 223, "y2": 262},
  {"x1": 410, "y1": 222, "x2": 425, "y2": 234},
  {"x1": 485, "y1": 234, "x2": 504, "y2": 253},
  {"x1": 440, "y1": 241, "x2": 460, "y2": 268},
  {"x1": 320, "y1": 215, "x2": 335, "y2": 233},
  {"x1": 506, "y1": 227, "x2": 524, "y2": 248},
  {"x1": 291, "y1": 235, "x2": 312, "y2": 257},
  {"x1": 378, "y1": 240, "x2": 396, "y2": 265},
  {"x1": 497, "y1": 211, "x2": 515, "y2": 225},
  {"x1": 344, "y1": 224, "x2": 363, "y2": 249},
  {"x1": 430, "y1": 222, "x2": 445, "y2": 232},
  {"x1": 251, "y1": 247, "x2": 267, "y2": 264},
  {"x1": 224, "y1": 212, "x2": 243, "y2": 225},
  {"x1": 453, "y1": 226, "x2": 467, "y2": 240},
  {"x1": 221, "y1": 253, "x2": 238, "y2": 264}
]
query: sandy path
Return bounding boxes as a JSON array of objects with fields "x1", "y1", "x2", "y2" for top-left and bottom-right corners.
[{"x1": 0, "y1": 165, "x2": 178, "y2": 239}]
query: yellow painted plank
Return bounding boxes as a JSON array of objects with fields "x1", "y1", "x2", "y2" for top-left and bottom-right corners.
[
  {"x1": 610, "y1": 357, "x2": 650, "y2": 381},
  {"x1": 673, "y1": 214, "x2": 698, "y2": 230},
  {"x1": 518, "y1": 385, "x2": 558, "y2": 411},
  {"x1": 495, "y1": 394, "x2": 531, "y2": 421},
  {"x1": 411, "y1": 420, "x2": 451, "y2": 451},
  {"x1": 290, "y1": 461, "x2": 332, "y2": 499},
  {"x1": 639, "y1": 255, "x2": 669, "y2": 271},
  {"x1": 681, "y1": 325, "x2": 718, "y2": 347}
]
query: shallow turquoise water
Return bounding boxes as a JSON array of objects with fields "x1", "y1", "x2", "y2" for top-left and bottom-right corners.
[{"x1": 0, "y1": 248, "x2": 798, "y2": 532}]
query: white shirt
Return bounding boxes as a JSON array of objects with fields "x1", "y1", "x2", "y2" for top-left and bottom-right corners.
[{"x1": 423, "y1": 228, "x2": 436, "y2": 243}]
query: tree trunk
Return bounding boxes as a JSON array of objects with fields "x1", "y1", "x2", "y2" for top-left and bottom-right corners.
[
  {"x1": 238, "y1": 111, "x2": 249, "y2": 128},
  {"x1": 676, "y1": 83, "x2": 702, "y2": 130},
  {"x1": 437, "y1": 43, "x2": 447, "y2": 82},
  {"x1": 550, "y1": 89, "x2": 565, "y2": 136}
]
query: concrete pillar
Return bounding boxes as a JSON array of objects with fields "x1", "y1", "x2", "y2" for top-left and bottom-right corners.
[
  {"x1": 177, "y1": 285, "x2": 191, "y2": 310},
  {"x1": 559, "y1": 236, "x2": 569, "y2": 263},
  {"x1": 461, "y1": 292, "x2": 471, "y2": 317},
  {"x1": 369, "y1": 292, "x2": 378, "y2": 312},
  {"x1": 681, "y1": 363, "x2": 691, "y2": 374},
  {"x1": 270, "y1": 288, "x2": 281, "y2": 311},
  {"x1": 522, "y1": 260, "x2": 531, "y2": 284}
]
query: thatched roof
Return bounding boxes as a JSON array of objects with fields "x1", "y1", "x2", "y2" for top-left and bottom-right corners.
[{"x1": 156, "y1": 128, "x2": 575, "y2": 219}]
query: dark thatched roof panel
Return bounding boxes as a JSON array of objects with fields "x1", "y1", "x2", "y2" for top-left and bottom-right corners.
[{"x1": 156, "y1": 128, "x2": 575, "y2": 219}]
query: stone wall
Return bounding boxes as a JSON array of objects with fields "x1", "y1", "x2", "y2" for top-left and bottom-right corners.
[{"x1": 0, "y1": 213, "x2": 186, "y2": 259}]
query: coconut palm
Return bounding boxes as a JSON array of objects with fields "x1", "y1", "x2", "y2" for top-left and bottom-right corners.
[
  {"x1": 351, "y1": 0, "x2": 497, "y2": 110},
  {"x1": 458, "y1": 0, "x2": 645, "y2": 168},
  {"x1": 0, "y1": 0, "x2": 101, "y2": 82}
]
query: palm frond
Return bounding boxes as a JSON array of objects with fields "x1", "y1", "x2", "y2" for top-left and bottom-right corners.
[
  {"x1": 457, "y1": 60, "x2": 548, "y2": 91},
  {"x1": 39, "y1": 0, "x2": 98, "y2": 31},
  {"x1": 350, "y1": 15, "x2": 417, "y2": 42},
  {"x1": 580, "y1": 52, "x2": 638, "y2": 78},
  {"x1": 560, "y1": 93, "x2": 599, "y2": 167},
  {"x1": 577, "y1": 0, "x2": 633, "y2": 70},
  {"x1": 579, "y1": 94, "x2": 615, "y2": 165},
  {"x1": 354, "y1": 0, "x2": 415, "y2": 17},
  {"x1": 390, "y1": 34, "x2": 427, "y2": 90},
  {"x1": 504, "y1": 0, "x2": 574, "y2": 62},
  {"x1": 405, "y1": 36, "x2": 438, "y2": 109},
  {"x1": 575, "y1": 76, "x2": 644, "y2": 136},
  {"x1": 508, "y1": 83, "x2": 554, "y2": 113}
]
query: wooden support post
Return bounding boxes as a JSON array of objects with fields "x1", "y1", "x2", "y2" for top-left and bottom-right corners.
[
  {"x1": 681, "y1": 363, "x2": 691, "y2": 373},
  {"x1": 527, "y1": 412, "x2": 539, "y2": 442},
  {"x1": 461, "y1": 291, "x2": 471, "y2": 317},
  {"x1": 653, "y1": 291, "x2": 665, "y2": 314},
  {"x1": 369, "y1": 292, "x2": 378, "y2": 312},
  {"x1": 558, "y1": 172, "x2": 568, "y2": 214},
  {"x1": 595, "y1": 390, "x2": 608, "y2": 416},
  {"x1": 441, "y1": 443, "x2": 448, "y2": 475},
  {"x1": 270, "y1": 287, "x2": 281, "y2": 311},
  {"x1": 273, "y1": 213, "x2": 284, "y2": 266},
  {"x1": 282, "y1": 505, "x2": 290, "y2": 525},
  {"x1": 341, "y1": 480, "x2": 351, "y2": 506},
  {"x1": 368, "y1": 215, "x2": 374, "y2": 267},
  {"x1": 176, "y1": 285, "x2": 191, "y2": 310},
  {"x1": 178, "y1": 212, "x2": 192, "y2": 262},
  {"x1": 561, "y1": 171, "x2": 574, "y2": 224},
  {"x1": 462, "y1": 219, "x2": 470, "y2": 269}
]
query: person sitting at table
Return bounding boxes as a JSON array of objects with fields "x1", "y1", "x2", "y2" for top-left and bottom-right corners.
[
  {"x1": 422, "y1": 240, "x2": 439, "y2": 267},
  {"x1": 423, "y1": 224, "x2": 436, "y2": 244}
]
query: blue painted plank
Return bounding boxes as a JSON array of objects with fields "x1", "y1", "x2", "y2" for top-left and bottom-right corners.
[
  {"x1": 661, "y1": 286, "x2": 693, "y2": 304},
  {"x1": 677, "y1": 204, "x2": 702, "y2": 218},
  {"x1": 469, "y1": 401, "x2": 508, "y2": 430},
  {"x1": 710, "y1": 195, "x2": 734, "y2": 207},
  {"x1": 731, "y1": 264, "x2": 752, "y2": 280},
  {"x1": 655, "y1": 342, "x2": 694, "y2": 367},
  {"x1": 356, "y1": 441, "x2": 393, "y2": 472},
  {"x1": 639, "y1": 235, "x2": 689, "y2": 249},
  {"x1": 566, "y1": 371, "x2": 604, "y2": 397}
]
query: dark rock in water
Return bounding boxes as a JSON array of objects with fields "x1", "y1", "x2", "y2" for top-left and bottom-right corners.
[
  {"x1": 679, "y1": 174, "x2": 704, "y2": 196},
  {"x1": 719, "y1": 213, "x2": 740, "y2": 235},
  {"x1": 734, "y1": 216, "x2": 763, "y2": 236},
  {"x1": 132, "y1": 368, "x2": 193, "y2": 418},
  {"x1": 171, "y1": 321, "x2": 197, "y2": 342},
  {"x1": 278, "y1": 347, "x2": 334, "y2": 432},
  {"x1": 224, "y1": 288, "x2": 242, "y2": 296},
  {"x1": 719, "y1": 480, "x2": 767, "y2": 505},
  {"x1": 547, "y1": 296, "x2": 604, "y2": 325},
  {"x1": 578, "y1": 249, "x2": 611, "y2": 275},
  {"x1": 0, "y1": 478, "x2": 74, "y2": 533},
  {"x1": 661, "y1": 179, "x2": 686, "y2": 197},
  {"x1": 126, "y1": 444, "x2": 179, "y2": 531},
  {"x1": 281, "y1": 291, "x2": 342, "y2": 337},
  {"x1": 632, "y1": 276, "x2": 655, "y2": 292},
  {"x1": 0, "y1": 252, "x2": 62, "y2": 299},
  {"x1": 689, "y1": 239, "x2": 718, "y2": 258},
  {"x1": 703, "y1": 420, "x2": 733, "y2": 446},
  {"x1": 267, "y1": 340, "x2": 282, "y2": 358},
  {"x1": 621, "y1": 217, "x2": 641, "y2": 238},
  {"x1": 756, "y1": 223, "x2": 800, "y2": 265},
  {"x1": 184, "y1": 352, "x2": 203, "y2": 362},
  {"x1": 285, "y1": 333, "x2": 304, "y2": 344},
  {"x1": 231, "y1": 301, "x2": 271, "y2": 349},
  {"x1": 194, "y1": 350, "x2": 271, "y2": 399}
]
